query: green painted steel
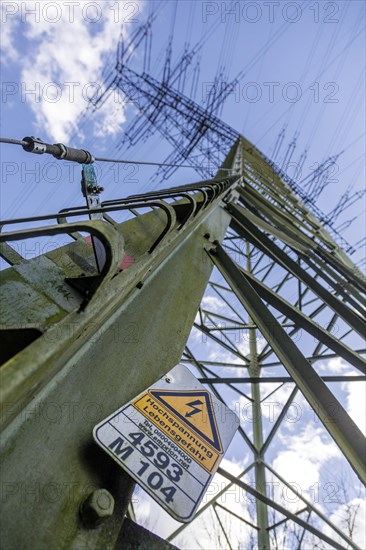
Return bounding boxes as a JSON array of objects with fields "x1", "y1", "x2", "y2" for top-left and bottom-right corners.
[
  {"x1": 0, "y1": 177, "x2": 238, "y2": 549},
  {"x1": 246, "y1": 243, "x2": 270, "y2": 550},
  {"x1": 208, "y1": 244, "x2": 366, "y2": 485},
  {"x1": 1, "y1": 135, "x2": 365, "y2": 549}
]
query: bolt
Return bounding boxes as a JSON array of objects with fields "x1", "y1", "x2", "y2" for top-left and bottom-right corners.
[
  {"x1": 165, "y1": 377, "x2": 172, "y2": 383},
  {"x1": 203, "y1": 232, "x2": 211, "y2": 240},
  {"x1": 80, "y1": 489, "x2": 115, "y2": 528},
  {"x1": 87, "y1": 185, "x2": 104, "y2": 194}
]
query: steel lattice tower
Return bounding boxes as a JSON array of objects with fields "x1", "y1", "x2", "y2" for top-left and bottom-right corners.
[
  {"x1": 1, "y1": 10, "x2": 365, "y2": 547},
  {"x1": 0, "y1": 134, "x2": 365, "y2": 549},
  {"x1": 167, "y1": 138, "x2": 365, "y2": 549}
]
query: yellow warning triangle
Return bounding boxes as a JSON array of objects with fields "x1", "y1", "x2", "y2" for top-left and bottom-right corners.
[{"x1": 149, "y1": 390, "x2": 222, "y2": 452}]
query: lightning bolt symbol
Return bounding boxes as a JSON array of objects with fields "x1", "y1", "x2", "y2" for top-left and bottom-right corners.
[{"x1": 185, "y1": 400, "x2": 203, "y2": 418}]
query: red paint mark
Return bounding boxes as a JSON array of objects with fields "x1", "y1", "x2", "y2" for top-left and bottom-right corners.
[{"x1": 119, "y1": 254, "x2": 134, "y2": 270}]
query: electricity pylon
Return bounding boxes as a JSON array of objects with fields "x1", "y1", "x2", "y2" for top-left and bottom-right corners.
[
  {"x1": 169, "y1": 138, "x2": 365, "y2": 550},
  {"x1": 0, "y1": 137, "x2": 365, "y2": 549}
]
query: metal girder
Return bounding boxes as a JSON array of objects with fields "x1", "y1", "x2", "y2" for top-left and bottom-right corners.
[
  {"x1": 198, "y1": 376, "x2": 365, "y2": 384},
  {"x1": 238, "y1": 186, "x2": 366, "y2": 296},
  {"x1": 184, "y1": 345, "x2": 257, "y2": 455},
  {"x1": 258, "y1": 349, "x2": 366, "y2": 366},
  {"x1": 0, "y1": 241, "x2": 25, "y2": 265},
  {"x1": 2, "y1": 120, "x2": 364, "y2": 550},
  {"x1": 239, "y1": 267, "x2": 366, "y2": 374},
  {"x1": 228, "y1": 203, "x2": 366, "y2": 337},
  {"x1": 116, "y1": 518, "x2": 179, "y2": 549},
  {"x1": 263, "y1": 461, "x2": 359, "y2": 549},
  {"x1": 245, "y1": 242, "x2": 270, "y2": 550},
  {"x1": 208, "y1": 244, "x2": 366, "y2": 485},
  {"x1": 191, "y1": 355, "x2": 253, "y2": 403},
  {"x1": 0, "y1": 176, "x2": 239, "y2": 548},
  {"x1": 217, "y1": 468, "x2": 360, "y2": 550},
  {"x1": 240, "y1": 135, "x2": 356, "y2": 259},
  {"x1": 213, "y1": 504, "x2": 233, "y2": 550},
  {"x1": 167, "y1": 464, "x2": 255, "y2": 543},
  {"x1": 193, "y1": 322, "x2": 250, "y2": 364},
  {"x1": 299, "y1": 253, "x2": 365, "y2": 316},
  {"x1": 260, "y1": 387, "x2": 298, "y2": 455}
]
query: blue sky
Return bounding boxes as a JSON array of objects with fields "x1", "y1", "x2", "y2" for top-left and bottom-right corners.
[
  {"x1": 1, "y1": 1, "x2": 365, "y2": 258},
  {"x1": 1, "y1": 1, "x2": 365, "y2": 546}
]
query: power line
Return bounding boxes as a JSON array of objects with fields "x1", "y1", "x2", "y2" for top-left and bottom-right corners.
[
  {"x1": 0, "y1": 136, "x2": 194, "y2": 169},
  {"x1": 94, "y1": 156, "x2": 193, "y2": 168},
  {"x1": 0, "y1": 137, "x2": 28, "y2": 147}
]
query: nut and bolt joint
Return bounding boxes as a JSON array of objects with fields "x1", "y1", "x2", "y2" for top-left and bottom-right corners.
[
  {"x1": 80, "y1": 489, "x2": 115, "y2": 528},
  {"x1": 87, "y1": 184, "x2": 104, "y2": 194}
]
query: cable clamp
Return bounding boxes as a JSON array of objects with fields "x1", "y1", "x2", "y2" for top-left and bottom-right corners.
[{"x1": 22, "y1": 136, "x2": 47, "y2": 155}]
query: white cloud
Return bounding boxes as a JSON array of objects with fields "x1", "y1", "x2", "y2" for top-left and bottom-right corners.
[
  {"x1": 1, "y1": 4, "x2": 19, "y2": 62},
  {"x1": 318, "y1": 356, "x2": 350, "y2": 373},
  {"x1": 260, "y1": 382, "x2": 295, "y2": 420},
  {"x1": 318, "y1": 358, "x2": 366, "y2": 435},
  {"x1": 208, "y1": 345, "x2": 243, "y2": 365},
  {"x1": 201, "y1": 295, "x2": 227, "y2": 313},
  {"x1": 343, "y1": 380, "x2": 366, "y2": 435},
  {"x1": 272, "y1": 424, "x2": 341, "y2": 498},
  {"x1": 2, "y1": 1, "x2": 141, "y2": 140},
  {"x1": 132, "y1": 488, "x2": 183, "y2": 542}
]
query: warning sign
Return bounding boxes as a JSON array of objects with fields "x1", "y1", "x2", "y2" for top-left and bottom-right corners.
[
  {"x1": 150, "y1": 391, "x2": 222, "y2": 451},
  {"x1": 133, "y1": 390, "x2": 222, "y2": 473},
  {"x1": 93, "y1": 364, "x2": 239, "y2": 523}
]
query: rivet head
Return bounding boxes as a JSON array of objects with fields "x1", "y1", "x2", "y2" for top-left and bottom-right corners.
[{"x1": 80, "y1": 489, "x2": 115, "y2": 528}]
